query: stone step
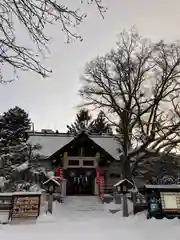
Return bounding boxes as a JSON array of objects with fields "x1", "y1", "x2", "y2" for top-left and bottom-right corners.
[{"x1": 63, "y1": 196, "x2": 103, "y2": 212}]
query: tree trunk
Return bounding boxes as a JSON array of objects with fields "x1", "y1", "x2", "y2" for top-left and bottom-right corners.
[
  {"x1": 122, "y1": 154, "x2": 132, "y2": 181},
  {"x1": 121, "y1": 117, "x2": 132, "y2": 181}
]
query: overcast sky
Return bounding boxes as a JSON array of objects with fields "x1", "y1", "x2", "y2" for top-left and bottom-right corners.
[{"x1": 0, "y1": 0, "x2": 180, "y2": 132}]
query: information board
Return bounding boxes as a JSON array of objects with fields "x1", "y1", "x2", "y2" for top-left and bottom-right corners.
[
  {"x1": 11, "y1": 195, "x2": 40, "y2": 219},
  {"x1": 160, "y1": 192, "x2": 180, "y2": 212}
]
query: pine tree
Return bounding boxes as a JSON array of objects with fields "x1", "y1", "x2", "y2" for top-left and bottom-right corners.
[
  {"x1": 2, "y1": 106, "x2": 30, "y2": 144},
  {"x1": 0, "y1": 107, "x2": 41, "y2": 191},
  {"x1": 67, "y1": 108, "x2": 93, "y2": 134},
  {"x1": 67, "y1": 109, "x2": 113, "y2": 135},
  {"x1": 91, "y1": 111, "x2": 112, "y2": 135}
]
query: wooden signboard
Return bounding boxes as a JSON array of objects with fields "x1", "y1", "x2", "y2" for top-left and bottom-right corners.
[
  {"x1": 11, "y1": 193, "x2": 41, "y2": 220},
  {"x1": 160, "y1": 192, "x2": 180, "y2": 212}
]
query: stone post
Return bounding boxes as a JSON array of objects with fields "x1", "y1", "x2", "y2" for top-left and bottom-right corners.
[
  {"x1": 61, "y1": 179, "x2": 67, "y2": 198},
  {"x1": 122, "y1": 194, "x2": 129, "y2": 217},
  {"x1": 48, "y1": 194, "x2": 53, "y2": 214}
]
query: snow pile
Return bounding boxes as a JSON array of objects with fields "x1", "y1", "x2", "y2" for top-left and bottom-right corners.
[
  {"x1": 0, "y1": 194, "x2": 180, "y2": 240},
  {"x1": 0, "y1": 212, "x2": 10, "y2": 224},
  {"x1": 37, "y1": 212, "x2": 56, "y2": 223},
  {"x1": 46, "y1": 171, "x2": 54, "y2": 178},
  {"x1": 103, "y1": 201, "x2": 121, "y2": 212},
  {"x1": 15, "y1": 161, "x2": 29, "y2": 172},
  {"x1": 103, "y1": 197, "x2": 133, "y2": 216},
  {"x1": 29, "y1": 184, "x2": 44, "y2": 192},
  {"x1": 1, "y1": 203, "x2": 180, "y2": 240},
  {"x1": 0, "y1": 176, "x2": 7, "y2": 188}
]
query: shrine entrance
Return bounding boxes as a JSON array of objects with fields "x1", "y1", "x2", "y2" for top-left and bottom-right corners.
[{"x1": 66, "y1": 168, "x2": 95, "y2": 196}]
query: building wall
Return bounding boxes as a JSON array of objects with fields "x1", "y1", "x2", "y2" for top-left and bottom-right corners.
[{"x1": 102, "y1": 161, "x2": 122, "y2": 187}]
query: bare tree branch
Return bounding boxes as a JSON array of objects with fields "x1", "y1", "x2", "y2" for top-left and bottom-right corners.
[
  {"x1": 79, "y1": 27, "x2": 180, "y2": 179},
  {"x1": 0, "y1": 0, "x2": 106, "y2": 82}
]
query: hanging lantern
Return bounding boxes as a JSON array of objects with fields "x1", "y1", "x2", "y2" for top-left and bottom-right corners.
[
  {"x1": 57, "y1": 168, "x2": 63, "y2": 180},
  {"x1": 99, "y1": 176, "x2": 105, "y2": 198},
  {"x1": 96, "y1": 168, "x2": 100, "y2": 183}
]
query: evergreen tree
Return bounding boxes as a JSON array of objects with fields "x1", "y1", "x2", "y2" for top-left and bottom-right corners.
[
  {"x1": 0, "y1": 107, "x2": 41, "y2": 191},
  {"x1": 91, "y1": 111, "x2": 112, "y2": 135},
  {"x1": 67, "y1": 109, "x2": 113, "y2": 135},
  {"x1": 2, "y1": 106, "x2": 30, "y2": 145},
  {"x1": 67, "y1": 108, "x2": 93, "y2": 134}
]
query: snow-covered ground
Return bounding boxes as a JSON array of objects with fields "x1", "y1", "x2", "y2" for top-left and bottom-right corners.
[{"x1": 0, "y1": 196, "x2": 180, "y2": 240}]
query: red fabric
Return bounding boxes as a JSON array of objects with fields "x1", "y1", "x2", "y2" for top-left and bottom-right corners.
[
  {"x1": 57, "y1": 167, "x2": 63, "y2": 180},
  {"x1": 96, "y1": 168, "x2": 100, "y2": 183},
  {"x1": 99, "y1": 176, "x2": 104, "y2": 197}
]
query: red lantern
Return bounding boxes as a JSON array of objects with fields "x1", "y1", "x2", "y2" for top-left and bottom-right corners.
[
  {"x1": 99, "y1": 176, "x2": 104, "y2": 197},
  {"x1": 57, "y1": 167, "x2": 63, "y2": 180},
  {"x1": 96, "y1": 168, "x2": 100, "y2": 183}
]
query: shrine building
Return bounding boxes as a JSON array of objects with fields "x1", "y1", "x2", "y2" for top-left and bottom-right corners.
[{"x1": 28, "y1": 130, "x2": 122, "y2": 196}]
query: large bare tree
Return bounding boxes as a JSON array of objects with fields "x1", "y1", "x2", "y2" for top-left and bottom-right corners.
[
  {"x1": 0, "y1": 0, "x2": 106, "y2": 82},
  {"x1": 79, "y1": 28, "x2": 180, "y2": 180}
]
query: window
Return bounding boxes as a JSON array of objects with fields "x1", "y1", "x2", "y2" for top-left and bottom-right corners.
[
  {"x1": 110, "y1": 173, "x2": 121, "y2": 178},
  {"x1": 83, "y1": 160, "x2": 94, "y2": 166},
  {"x1": 68, "y1": 160, "x2": 79, "y2": 166}
]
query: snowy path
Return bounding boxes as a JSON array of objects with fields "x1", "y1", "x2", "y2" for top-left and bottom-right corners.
[
  {"x1": 51, "y1": 196, "x2": 110, "y2": 222},
  {"x1": 0, "y1": 197, "x2": 180, "y2": 240}
]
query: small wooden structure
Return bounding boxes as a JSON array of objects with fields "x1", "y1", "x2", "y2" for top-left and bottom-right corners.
[
  {"x1": 113, "y1": 179, "x2": 135, "y2": 217},
  {"x1": 43, "y1": 177, "x2": 61, "y2": 194},
  {"x1": 145, "y1": 184, "x2": 180, "y2": 219},
  {"x1": 114, "y1": 179, "x2": 134, "y2": 194},
  {"x1": 43, "y1": 177, "x2": 61, "y2": 213}
]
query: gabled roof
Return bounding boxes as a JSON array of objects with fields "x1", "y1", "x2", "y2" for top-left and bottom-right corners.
[
  {"x1": 28, "y1": 132, "x2": 120, "y2": 160},
  {"x1": 114, "y1": 179, "x2": 134, "y2": 187},
  {"x1": 145, "y1": 184, "x2": 180, "y2": 189},
  {"x1": 43, "y1": 177, "x2": 61, "y2": 186}
]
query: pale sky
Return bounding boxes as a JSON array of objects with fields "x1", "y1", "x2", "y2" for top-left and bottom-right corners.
[{"x1": 0, "y1": 0, "x2": 180, "y2": 132}]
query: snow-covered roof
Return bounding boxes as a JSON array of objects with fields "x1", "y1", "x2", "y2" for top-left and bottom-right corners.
[
  {"x1": 145, "y1": 184, "x2": 180, "y2": 189},
  {"x1": 91, "y1": 135, "x2": 120, "y2": 160},
  {"x1": 114, "y1": 179, "x2": 134, "y2": 187},
  {"x1": 28, "y1": 132, "x2": 120, "y2": 160},
  {"x1": 0, "y1": 192, "x2": 42, "y2": 196},
  {"x1": 43, "y1": 177, "x2": 60, "y2": 186},
  {"x1": 29, "y1": 134, "x2": 74, "y2": 157}
]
